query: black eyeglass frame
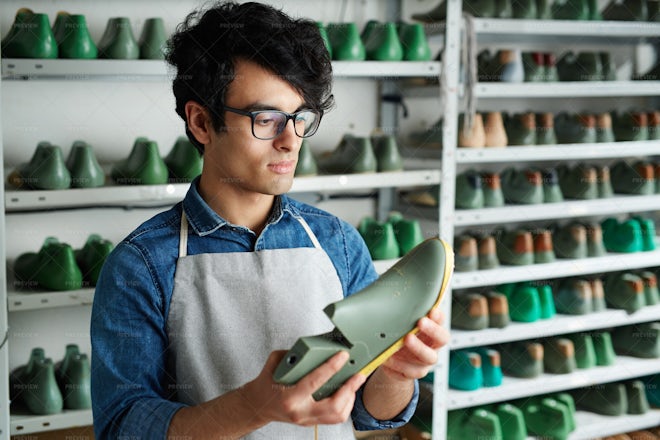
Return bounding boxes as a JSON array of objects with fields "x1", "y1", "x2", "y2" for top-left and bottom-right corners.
[{"x1": 222, "y1": 105, "x2": 323, "y2": 140}]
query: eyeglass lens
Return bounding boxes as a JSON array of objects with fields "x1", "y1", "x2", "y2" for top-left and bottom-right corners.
[{"x1": 253, "y1": 111, "x2": 319, "y2": 139}]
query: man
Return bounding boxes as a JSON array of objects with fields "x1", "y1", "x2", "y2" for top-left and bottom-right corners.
[{"x1": 91, "y1": 2, "x2": 449, "y2": 438}]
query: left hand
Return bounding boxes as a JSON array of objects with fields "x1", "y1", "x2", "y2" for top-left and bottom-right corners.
[{"x1": 379, "y1": 307, "x2": 449, "y2": 382}]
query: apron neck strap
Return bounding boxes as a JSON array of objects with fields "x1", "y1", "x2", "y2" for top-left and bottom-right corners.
[{"x1": 178, "y1": 210, "x2": 322, "y2": 258}]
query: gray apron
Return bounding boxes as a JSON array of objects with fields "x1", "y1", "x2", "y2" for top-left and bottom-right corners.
[{"x1": 167, "y1": 211, "x2": 356, "y2": 439}]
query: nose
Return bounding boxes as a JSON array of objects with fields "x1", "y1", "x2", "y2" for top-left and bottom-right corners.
[{"x1": 273, "y1": 118, "x2": 300, "y2": 151}]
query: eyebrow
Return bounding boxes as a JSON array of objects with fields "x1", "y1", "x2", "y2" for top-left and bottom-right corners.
[{"x1": 243, "y1": 102, "x2": 308, "y2": 113}]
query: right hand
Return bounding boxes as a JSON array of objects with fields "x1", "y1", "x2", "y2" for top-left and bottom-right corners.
[{"x1": 241, "y1": 350, "x2": 367, "y2": 426}]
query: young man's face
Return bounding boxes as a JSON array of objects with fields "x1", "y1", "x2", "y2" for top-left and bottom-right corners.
[{"x1": 203, "y1": 59, "x2": 306, "y2": 197}]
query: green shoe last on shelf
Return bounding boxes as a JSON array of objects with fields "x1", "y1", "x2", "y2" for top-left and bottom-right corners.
[
  {"x1": 612, "y1": 111, "x2": 650, "y2": 141},
  {"x1": 536, "y1": 283, "x2": 557, "y2": 319},
  {"x1": 554, "y1": 278, "x2": 592, "y2": 315},
  {"x1": 497, "y1": 282, "x2": 541, "y2": 322},
  {"x1": 638, "y1": 270, "x2": 660, "y2": 305},
  {"x1": 316, "y1": 22, "x2": 332, "y2": 58},
  {"x1": 10, "y1": 347, "x2": 45, "y2": 402},
  {"x1": 602, "y1": 0, "x2": 649, "y2": 20},
  {"x1": 520, "y1": 396, "x2": 575, "y2": 440},
  {"x1": 495, "y1": 229, "x2": 535, "y2": 266},
  {"x1": 481, "y1": 172, "x2": 505, "y2": 207},
  {"x1": 273, "y1": 237, "x2": 453, "y2": 400},
  {"x1": 557, "y1": 51, "x2": 603, "y2": 81},
  {"x1": 66, "y1": 141, "x2": 105, "y2": 188},
  {"x1": 551, "y1": 0, "x2": 591, "y2": 19},
  {"x1": 601, "y1": 217, "x2": 643, "y2": 252},
  {"x1": 543, "y1": 338, "x2": 577, "y2": 374},
  {"x1": 456, "y1": 170, "x2": 485, "y2": 209},
  {"x1": 398, "y1": 23, "x2": 431, "y2": 61},
  {"x1": 485, "y1": 290, "x2": 510, "y2": 327},
  {"x1": 554, "y1": 112, "x2": 598, "y2": 144},
  {"x1": 451, "y1": 292, "x2": 489, "y2": 330},
  {"x1": 14, "y1": 237, "x2": 83, "y2": 291},
  {"x1": 317, "y1": 134, "x2": 377, "y2": 174},
  {"x1": 294, "y1": 139, "x2": 318, "y2": 177},
  {"x1": 23, "y1": 357, "x2": 64, "y2": 415},
  {"x1": 164, "y1": 136, "x2": 203, "y2": 182},
  {"x1": 111, "y1": 137, "x2": 169, "y2": 185},
  {"x1": 474, "y1": 347, "x2": 503, "y2": 387},
  {"x1": 573, "y1": 382, "x2": 628, "y2": 416},
  {"x1": 447, "y1": 408, "x2": 503, "y2": 440},
  {"x1": 363, "y1": 21, "x2": 403, "y2": 61},
  {"x1": 591, "y1": 331, "x2": 616, "y2": 366},
  {"x1": 589, "y1": 277, "x2": 607, "y2": 311},
  {"x1": 2, "y1": 11, "x2": 58, "y2": 58},
  {"x1": 605, "y1": 271, "x2": 647, "y2": 312},
  {"x1": 504, "y1": 112, "x2": 536, "y2": 145},
  {"x1": 500, "y1": 167, "x2": 544, "y2": 205},
  {"x1": 76, "y1": 234, "x2": 114, "y2": 286},
  {"x1": 371, "y1": 134, "x2": 403, "y2": 172},
  {"x1": 499, "y1": 341, "x2": 544, "y2": 378},
  {"x1": 632, "y1": 215, "x2": 656, "y2": 251},
  {"x1": 138, "y1": 17, "x2": 167, "y2": 59},
  {"x1": 358, "y1": 218, "x2": 400, "y2": 260},
  {"x1": 454, "y1": 234, "x2": 479, "y2": 272},
  {"x1": 327, "y1": 23, "x2": 366, "y2": 61},
  {"x1": 9, "y1": 142, "x2": 72, "y2": 190},
  {"x1": 449, "y1": 350, "x2": 483, "y2": 390},
  {"x1": 98, "y1": 17, "x2": 140, "y2": 59},
  {"x1": 478, "y1": 234, "x2": 500, "y2": 270},
  {"x1": 387, "y1": 213, "x2": 424, "y2": 256},
  {"x1": 612, "y1": 322, "x2": 660, "y2": 358},
  {"x1": 626, "y1": 380, "x2": 650, "y2": 414},
  {"x1": 541, "y1": 168, "x2": 564, "y2": 203},
  {"x1": 60, "y1": 352, "x2": 91, "y2": 410},
  {"x1": 610, "y1": 160, "x2": 655, "y2": 195},
  {"x1": 57, "y1": 14, "x2": 97, "y2": 59},
  {"x1": 493, "y1": 403, "x2": 527, "y2": 440},
  {"x1": 557, "y1": 163, "x2": 598, "y2": 200},
  {"x1": 553, "y1": 222, "x2": 588, "y2": 259},
  {"x1": 566, "y1": 333, "x2": 596, "y2": 369}
]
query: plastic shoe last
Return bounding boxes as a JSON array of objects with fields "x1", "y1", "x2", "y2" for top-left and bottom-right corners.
[
  {"x1": 8, "y1": 142, "x2": 71, "y2": 190},
  {"x1": 557, "y1": 163, "x2": 598, "y2": 200},
  {"x1": 541, "y1": 168, "x2": 564, "y2": 203},
  {"x1": 595, "y1": 165, "x2": 614, "y2": 198},
  {"x1": 596, "y1": 112, "x2": 616, "y2": 142},
  {"x1": 76, "y1": 234, "x2": 114, "y2": 287},
  {"x1": 2, "y1": 10, "x2": 58, "y2": 58},
  {"x1": 480, "y1": 172, "x2": 505, "y2": 207},
  {"x1": 543, "y1": 338, "x2": 577, "y2": 374},
  {"x1": 398, "y1": 23, "x2": 432, "y2": 61},
  {"x1": 612, "y1": 111, "x2": 649, "y2": 141},
  {"x1": 66, "y1": 141, "x2": 105, "y2": 188},
  {"x1": 602, "y1": 0, "x2": 649, "y2": 20},
  {"x1": 358, "y1": 217, "x2": 400, "y2": 260},
  {"x1": 56, "y1": 14, "x2": 97, "y2": 59},
  {"x1": 474, "y1": 347, "x2": 503, "y2": 387},
  {"x1": 164, "y1": 136, "x2": 203, "y2": 182},
  {"x1": 139, "y1": 17, "x2": 167, "y2": 59},
  {"x1": 371, "y1": 134, "x2": 403, "y2": 172},
  {"x1": 56, "y1": 344, "x2": 92, "y2": 410},
  {"x1": 496, "y1": 282, "x2": 541, "y2": 322},
  {"x1": 316, "y1": 22, "x2": 332, "y2": 58},
  {"x1": 14, "y1": 351, "x2": 63, "y2": 415},
  {"x1": 485, "y1": 291, "x2": 509, "y2": 327},
  {"x1": 554, "y1": 278, "x2": 592, "y2": 315},
  {"x1": 504, "y1": 112, "x2": 536, "y2": 145},
  {"x1": 639, "y1": 270, "x2": 660, "y2": 305},
  {"x1": 111, "y1": 137, "x2": 169, "y2": 185},
  {"x1": 557, "y1": 51, "x2": 603, "y2": 81},
  {"x1": 98, "y1": 17, "x2": 140, "y2": 59},
  {"x1": 612, "y1": 322, "x2": 660, "y2": 358},
  {"x1": 551, "y1": 0, "x2": 591, "y2": 19},
  {"x1": 567, "y1": 333, "x2": 597, "y2": 369},
  {"x1": 501, "y1": 168, "x2": 544, "y2": 205},
  {"x1": 447, "y1": 408, "x2": 502, "y2": 440},
  {"x1": 554, "y1": 113, "x2": 597, "y2": 144},
  {"x1": 498, "y1": 341, "x2": 544, "y2": 378},
  {"x1": 536, "y1": 112, "x2": 559, "y2": 144},
  {"x1": 573, "y1": 382, "x2": 628, "y2": 416},
  {"x1": 532, "y1": 228, "x2": 556, "y2": 263},
  {"x1": 601, "y1": 217, "x2": 643, "y2": 253},
  {"x1": 317, "y1": 135, "x2": 377, "y2": 174},
  {"x1": 387, "y1": 213, "x2": 424, "y2": 256},
  {"x1": 520, "y1": 396, "x2": 576, "y2": 440},
  {"x1": 327, "y1": 23, "x2": 366, "y2": 61},
  {"x1": 610, "y1": 160, "x2": 655, "y2": 195},
  {"x1": 495, "y1": 229, "x2": 535, "y2": 266},
  {"x1": 14, "y1": 237, "x2": 83, "y2": 291},
  {"x1": 478, "y1": 235, "x2": 501, "y2": 269},
  {"x1": 537, "y1": 283, "x2": 557, "y2": 319},
  {"x1": 449, "y1": 350, "x2": 484, "y2": 390},
  {"x1": 451, "y1": 292, "x2": 489, "y2": 330},
  {"x1": 626, "y1": 380, "x2": 650, "y2": 414},
  {"x1": 483, "y1": 112, "x2": 508, "y2": 147},
  {"x1": 11, "y1": 347, "x2": 44, "y2": 402},
  {"x1": 592, "y1": 331, "x2": 616, "y2": 366},
  {"x1": 295, "y1": 140, "x2": 318, "y2": 177},
  {"x1": 553, "y1": 222, "x2": 588, "y2": 259},
  {"x1": 273, "y1": 237, "x2": 453, "y2": 400},
  {"x1": 454, "y1": 234, "x2": 478, "y2": 272},
  {"x1": 362, "y1": 21, "x2": 403, "y2": 61},
  {"x1": 456, "y1": 170, "x2": 484, "y2": 209},
  {"x1": 493, "y1": 403, "x2": 527, "y2": 440},
  {"x1": 592, "y1": 277, "x2": 610, "y2": 312}
]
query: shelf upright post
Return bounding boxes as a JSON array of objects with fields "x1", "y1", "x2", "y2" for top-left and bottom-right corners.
[
  {"x1": 0, "y1": 51, "x2": 11, "y2": 439},
  {"x1": 434, "y1": 0, "x2": 462, "y2": 438}
]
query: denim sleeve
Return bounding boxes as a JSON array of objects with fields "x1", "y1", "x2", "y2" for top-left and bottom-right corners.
[
  {"x1": 91, "y1": 242, "x2": 186, "y2": 440},
  {"x1": 352, "y1": 379, "x2": 420, "y2": 430}
]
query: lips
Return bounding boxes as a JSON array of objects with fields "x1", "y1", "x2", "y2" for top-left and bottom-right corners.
[{"x1": 268, "y1": 160, "x2": 296, "y2": 174}]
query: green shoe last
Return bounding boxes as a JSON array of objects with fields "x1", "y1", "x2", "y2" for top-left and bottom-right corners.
[
  {"x1": 138, "y1": 17, "x2": 167, "y2": 59},
  {"x1": 58, "y1": 14, "x2": 97, "y2": 59},
  {"x1": 295, "y1": 139, "x2": 318, "y2": 177},
  {"x1": 98, "y1": 17, "x2": 140, "y2": 59},
  {"x1": 66, "y1": 141, "x2": 105, "y2": 188},
  {"x1": 164, "y1": 136, "x2": 203, "y2": 182},
  {"x1": 76, "y1": 234, "x2": 114, "y2": 286},
  {"x1": 111, "y1": 138, "x2": 169, "y2": 185}
]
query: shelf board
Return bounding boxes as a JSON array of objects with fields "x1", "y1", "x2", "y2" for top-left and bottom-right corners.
[
  {"x1": 472, "y1": 18, "x2": 660, "y2": 44},
  {"x1": 569, "y1": 409, "x2": 660, "y2": 440},
  {"x1": 447, "y1": 355, "x2": 660, "y2": 410},
  {"x1": 454, "y1": 194, "x2": 660, "y2": 226},
  {"x1": 4, "y1": 170, "x2": 440, "y2": 211},
  {"x1": 475, "y1": 81, "x2": 660, "y2": 98},
  {"x1": 455, "y1": 140, "x2": 660, "y2": 163},
  {"x1": 10, "y1": 409, "x2": 92, "y2": 435},
  {"x1": 451, "y1": 304, "x2": 660, "y2": 349},
  {"x1": 1, "y1": 59, "x2": 441, "y2": 80},
  {"x1": 451, "y1": 245, "x2": 660, "y2": 289},
  {"x1": 7, "y1": 288, "x2": 95, "y2": 312}
]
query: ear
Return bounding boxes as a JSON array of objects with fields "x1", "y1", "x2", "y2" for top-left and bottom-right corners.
[{"x1": 185, "y1": 101, "x2": 213, "y2": 145}]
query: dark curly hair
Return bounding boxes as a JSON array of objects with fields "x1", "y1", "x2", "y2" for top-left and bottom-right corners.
[{"x1": 165, "y1": 1, "x2": 334, "y2": 153}]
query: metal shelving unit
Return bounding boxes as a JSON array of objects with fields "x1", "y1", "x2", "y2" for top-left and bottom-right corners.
[{"x1": 433, "y1": 2, "x2": 660, "y2": 438}]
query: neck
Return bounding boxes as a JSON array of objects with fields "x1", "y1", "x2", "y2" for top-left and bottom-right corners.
[{"x1": 198, "y1": 174, "x2": 275, "y2": 235}]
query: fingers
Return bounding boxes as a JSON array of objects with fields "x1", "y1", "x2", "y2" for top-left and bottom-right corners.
[{"x1": 296, "y1": 351, "x2": 349, "y2": 397}]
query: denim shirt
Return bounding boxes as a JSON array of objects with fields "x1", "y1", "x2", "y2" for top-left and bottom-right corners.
[{"x1": 91, "y1": 178, "x2": 419, "y2": 439}]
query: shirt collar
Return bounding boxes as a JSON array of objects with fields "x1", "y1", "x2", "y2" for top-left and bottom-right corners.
[{"x1": 182, "y1": 177, "x2": 297, "y2": 236}]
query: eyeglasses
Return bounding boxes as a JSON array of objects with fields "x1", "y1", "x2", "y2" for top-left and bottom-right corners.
[{"x1": 222, "y1": 105, "x2": 322, "y2": 140}]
